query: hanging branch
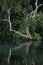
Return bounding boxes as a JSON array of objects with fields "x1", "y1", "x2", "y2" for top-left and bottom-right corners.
[
  {"x1": 2, "y1": 7, "x2": 32, "y2": 39},
  {"x1": 7, "y1": 13, "x2": 32, "y2": 64},
  {"x1": 2, "y1": 0, "x2": 43, "y2": 64},
  {"x1": 2, "y1": 0, "x2": 43, "y2": 39},
  {"x1": 2, "y1": 6, "x2": 32, "y2": 65},
  {"x1": 2, "y1": 3, "x2": 31, "y2": 39}
]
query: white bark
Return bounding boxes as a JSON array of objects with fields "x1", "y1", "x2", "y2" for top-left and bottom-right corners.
[
  {"x1": 2, "y1": 8, "x2": 32, "y2": 39},
  {"x1": 2, "y1": 0, "x2": 43, "y2": 39},
  {"x1": 30, "y1": 0, "x2": 43, "y2": 18},
  {"x1": 1, "y1": 0, "x2": 43, "y2": 64}
]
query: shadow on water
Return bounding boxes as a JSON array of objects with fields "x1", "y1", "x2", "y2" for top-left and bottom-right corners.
[{"x1": 0, "y1": 41, "x2": 43, "y2": 65}]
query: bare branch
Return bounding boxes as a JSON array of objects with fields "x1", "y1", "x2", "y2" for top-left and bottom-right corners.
[
  {"x1": 2, "y1": 7, "x2": 32, "y2": 39},
  {"x1": 30, "y1": 0, "x2": 43, "y2": 18},
  {"x1": 31, "y1": 0, "x2": 38, "y2": 18},
  {"x1": 1, "y1": 0, "x2": 43, "y2": 39},
  {"x1": 35, "y1": 0, "x2": 38, "y2": 9},
  {"x1": 10, "y1": 29, "x2": 31, "y2": 38},
  {"x1": 38, "y1": 4, "x2": 43, "y2": 8}
]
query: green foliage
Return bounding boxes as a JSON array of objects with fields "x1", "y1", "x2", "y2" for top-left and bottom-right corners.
[
  {"x1": 0, "y1": 0, "x2": 43, "y2": 65},
  {"x1": 32, "y1": 33, "x2": 41, "y2": 40}
]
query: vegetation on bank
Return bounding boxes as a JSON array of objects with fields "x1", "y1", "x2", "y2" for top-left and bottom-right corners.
[{"x1": 0, "y1": 0, "x2": 43, "y2": 65}]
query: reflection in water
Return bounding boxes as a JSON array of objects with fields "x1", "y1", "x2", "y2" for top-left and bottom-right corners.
[
  {"x1": 25, "y1": 41, "x2": 32, "y2": 54},
  {"x1": 8, "y1": 41, "x2": 43, "y2": 65},
  {"x1": 8, "y1": 41, "x2": 32, "y2": 64},
  {"x1": 0, "y1": 41, "x2": 43, "y2": 65}
]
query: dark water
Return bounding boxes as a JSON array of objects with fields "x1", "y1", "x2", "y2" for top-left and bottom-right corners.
[{"x1": 0, "y1": 41, "x2": 43, "y2": 65}]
